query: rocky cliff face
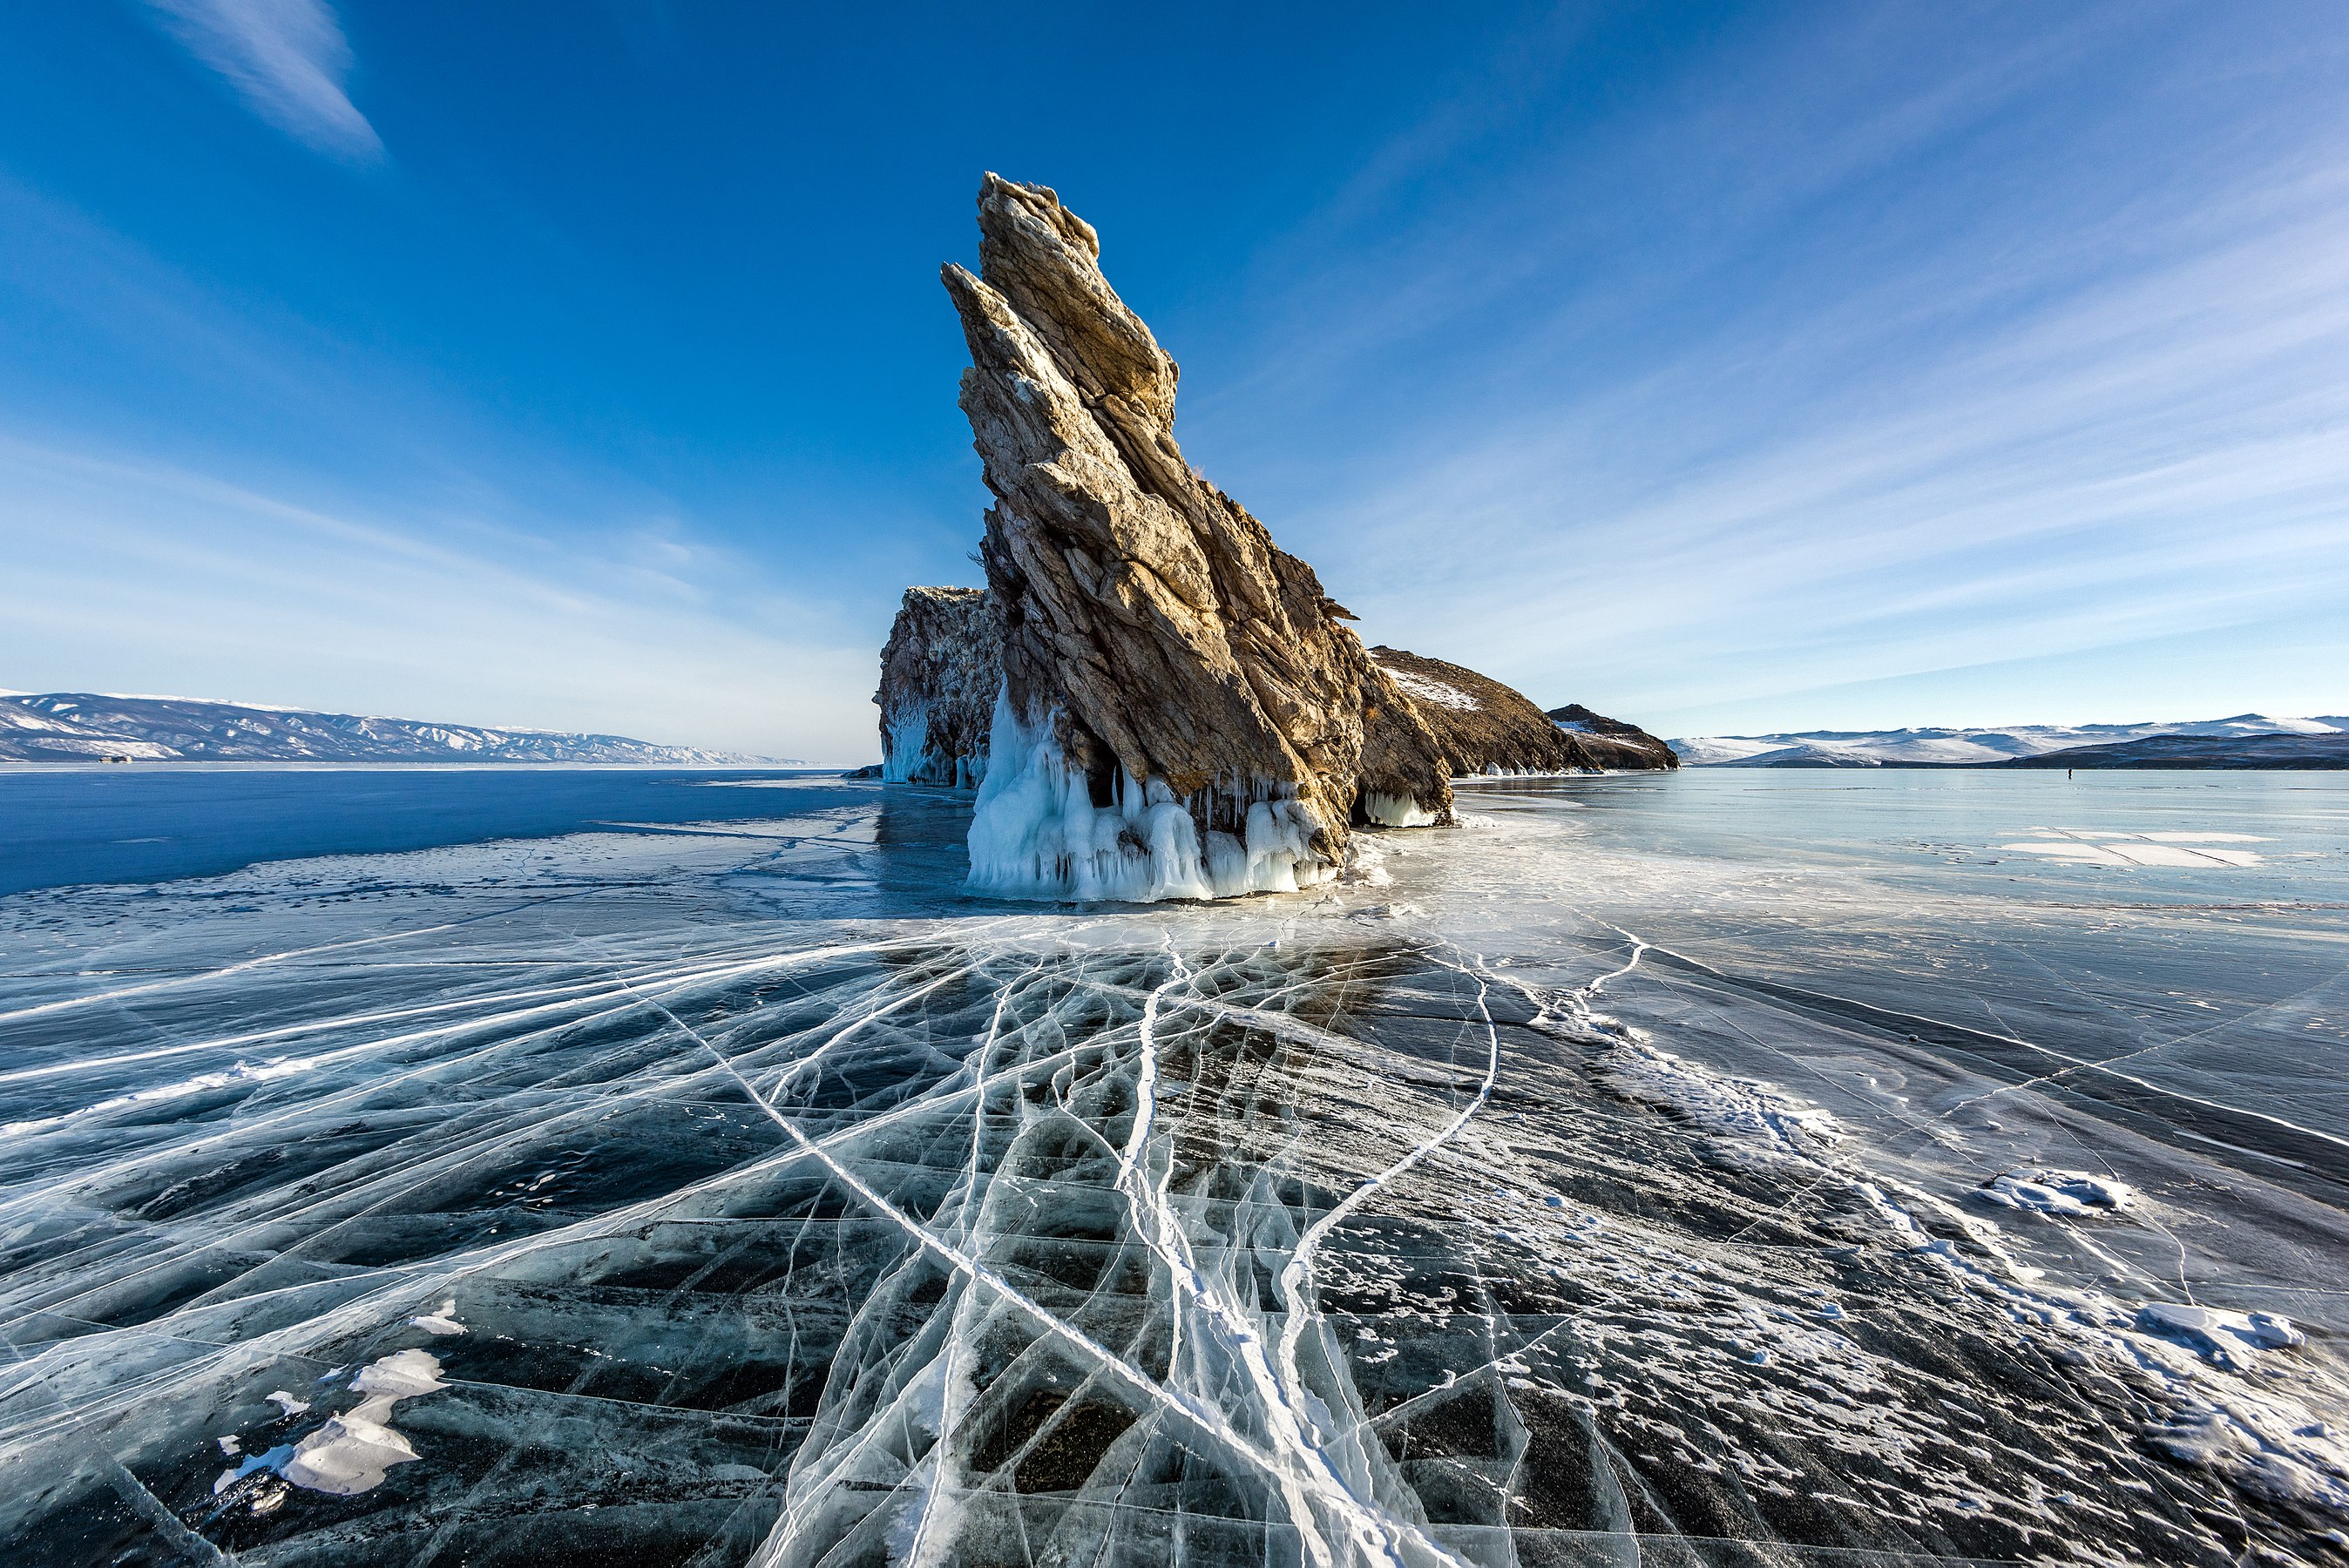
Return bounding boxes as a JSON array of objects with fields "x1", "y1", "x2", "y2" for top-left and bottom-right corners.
[
  {"x1": 941, "y1": 175, "x2": 1452, "y2": 899},
  {"x1": 875, "y1": 586, "x2": 1000, "y2": 787},
  {"x1": 1545, "y1": 703, "x2": 1682, "y2": 771},
  {"x1": 1370, "y1": 648, "x2": 1678, "y2": 775}
]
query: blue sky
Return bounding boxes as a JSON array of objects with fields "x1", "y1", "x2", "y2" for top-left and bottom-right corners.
[{"x1": 2, "y1": 2, "x2": 2343, "y2": 759}]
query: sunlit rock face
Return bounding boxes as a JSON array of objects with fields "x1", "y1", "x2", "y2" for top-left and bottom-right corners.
[
  {"x1": 1370, "y1": 647, "x2": 1680, "y2": 776},
  {"x1": 1544, "y1": 702, "x2": 1681, "y2": 770},
  {"x1": 876, "y1": 586, "x2": 1000, "y2": 787},
  {"x1": 942, "y1": 174, "x2": 1452, "y2": 899}
]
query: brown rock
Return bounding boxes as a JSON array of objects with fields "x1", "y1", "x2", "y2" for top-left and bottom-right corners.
[
  {"x1": 1369, "y1": 647, "x2": 1678, "y2": 774},
  {"x1": 875, "y1": 586, "x2": 999, "y2": 787},
  {"x1": 1543, "y1": 703, "x2": 1681, "y2": 771},
  {"x1": 942, "y1": 174, "x2": 1452, "y2": 898}
]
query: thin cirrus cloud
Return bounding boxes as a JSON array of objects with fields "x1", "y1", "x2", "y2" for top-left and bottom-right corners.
[
  {"x1": 1178, "y1": 8, "x2": 2349, "y2": 733},
  {"x1": 0, "y1": 432, "x2": 877, "y2": 760},
  {"x1": 146, "y1": 0, "x2": 382, "y2": 160},
  {"x1": 0, "y1": 167, "x2": 884, "y2": 762}
]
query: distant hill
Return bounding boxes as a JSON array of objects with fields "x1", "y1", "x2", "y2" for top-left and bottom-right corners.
[
  {"x1": 1988, "y1": 732, "x2": 2349, "y2": 769},
  {"x1": 0, "y1": 692, "x2": 789, "y2": 765},
  {"x1": 1670, "y1": 714, "x2": 2347, "y2": 768}
]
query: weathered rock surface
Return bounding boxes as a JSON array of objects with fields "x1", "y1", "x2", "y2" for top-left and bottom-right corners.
[
  {"x1": 1368, "y1": 648, "x2": 1678, "y2": 775},
  {"x1": 875, "y1": 586, "x2": 1000, "y2": 787},
  {"x1": 1546, "y1": 703, "x2": 1682, "y2": 771},
  {"x1": 942, "y1": 174, "x2": 1452, "y2": 899}
]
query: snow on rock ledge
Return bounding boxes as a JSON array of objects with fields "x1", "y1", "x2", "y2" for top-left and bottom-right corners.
[
  {"x1": 1370, "y1": 646, "x2": 1679, "y2": 776},
  {"x1": 875, "y1": 586, "x2": 999, "y2": 787},
  {"x1": 1543, "y1": 703, "x2": 1680, "y2": 771},
  {"x1": 942, "y1": 175, "x2": 1453, "y2": 899}
]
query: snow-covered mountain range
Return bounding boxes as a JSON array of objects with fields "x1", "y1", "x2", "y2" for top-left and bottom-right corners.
[
  {"x1": 0, "y1": 692, "x2": 789, "y2": 765},
  {"x1": 1669, "y1": 714, "x2": 2348, "y2": 767}
]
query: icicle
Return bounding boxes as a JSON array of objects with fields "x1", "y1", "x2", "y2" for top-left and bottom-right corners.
[{"x1": 964, "y1": 690, "x2": 1337, "y2": 902}]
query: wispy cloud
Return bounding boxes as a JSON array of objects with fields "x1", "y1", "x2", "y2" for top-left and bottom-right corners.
[
  {"x1": 0, "y1": 434, "x2": 876, "y2": 759},
  {"x1": 1178, "y1": 5, "x2": 2349, "y2": 730},
  {"x1": 147, "y1": 0, "x2": 382, "y2": 160},
  {"x1": 0, "y1": 173, "x2": 885, "y2": 760}
]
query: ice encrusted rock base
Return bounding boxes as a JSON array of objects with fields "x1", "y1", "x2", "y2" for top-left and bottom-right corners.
[
  {"x1": 967, "y1": 695, "x2": 1332, "y2": 900},
  {"x1": 876, "y1": 586, "x2": 999, "y2": 787}
]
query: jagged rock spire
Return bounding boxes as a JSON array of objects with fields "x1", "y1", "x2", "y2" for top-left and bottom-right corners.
[{"x1": 942, "y1": 174, "x2": 1452, "y2": 898}]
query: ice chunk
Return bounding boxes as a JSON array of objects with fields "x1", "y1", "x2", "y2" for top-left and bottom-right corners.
[
  {"x1": 2137, "y1": 1302, "x2": 2304, "y2": 1369},
  {"x1": 882, "y1": 704, "x2": 930, "y2": 785},
  {"x1": 1981, "y1": 1168, "x2": 2136, "y2": 1214}
]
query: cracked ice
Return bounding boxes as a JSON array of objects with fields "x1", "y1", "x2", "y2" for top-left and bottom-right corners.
[{"x1": 2, "y1": 775, "x2": 2346, "y2": 1566}]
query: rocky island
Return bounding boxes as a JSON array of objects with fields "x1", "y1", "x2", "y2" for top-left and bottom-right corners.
[
  {"x1": 872, "y1": 176, "x2": 1675, "y2": 901},
  {"x1": 875, "y1": 586, "x2": 999, "y2": 787},
  {"x1": 1370, "y1": 646, "x2": 1678, "y2": 774}
]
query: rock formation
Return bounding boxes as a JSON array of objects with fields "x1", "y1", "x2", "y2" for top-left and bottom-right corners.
[
  {"x1": 940, "y1": 174, "x2": 1453, "y2": 899},
  {"x1": 1545, "y1": 703, "x2": 1681, "y2": 771},
  {"x1": 875, "y1": 586, "x2": 1000, "y2": 787},
  {"x1": 1370, "y1": 647, "x2": 1679, "y2": 775}
]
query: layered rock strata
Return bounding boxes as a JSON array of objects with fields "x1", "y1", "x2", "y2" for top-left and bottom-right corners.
[
  {"x1": 875, "y1": 586, "x2": 1000, "y2": 787},
  {"x1": 941, "y1": 174, "x2": 1452, "y2": 900},
  {"x1": 1369, "y1": 646, "x2": 1680, "y2": 775}
]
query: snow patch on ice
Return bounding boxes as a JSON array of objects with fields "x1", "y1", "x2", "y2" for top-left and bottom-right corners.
[
  {"x1": 2148, "y1": 1393, "x2": 2349, "y2": 1514},
  {"x1": 224, "y1": 1348, "x2": 449, "y2": 1500},
  {"x1": 408, "y1": 1298, "x2": 466, "y2": 1335},
  {"x1": 1570, "y1": 990, "x2": 2349, "y2": 1519},
  {"x1": 1997, "y1": 834, "x2": 2266, "y2": 868},
  {"x1": 2136, "y1": 1302, "x2": 2305, "y2": 1369},
  {"x1": 281, "y1": 1349, "x2": 446, "y2": 1496},
  {"x1": 281, "y1": 1412, "x2": 420, "y2": 1496},
  {"x1": 1600, "y1": 1038, "x2": 1845, "y2": 1169},
  {"x1": 1982, "y1": 1168, "x2": 2136, "y2": 1214}
]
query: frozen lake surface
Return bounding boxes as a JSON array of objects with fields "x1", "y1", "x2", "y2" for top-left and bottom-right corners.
[{"x1": 2, "y1": 767, "x2": 2345, "y2": 1565}]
